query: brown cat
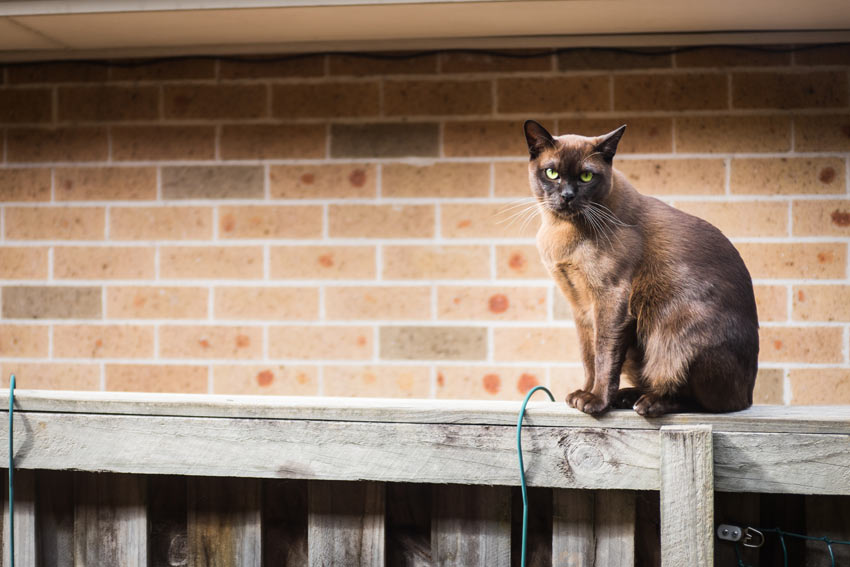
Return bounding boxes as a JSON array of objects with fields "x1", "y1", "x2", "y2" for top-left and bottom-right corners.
[{"x1": 524, "y1": 121, "x2": 759, "y2": 416}]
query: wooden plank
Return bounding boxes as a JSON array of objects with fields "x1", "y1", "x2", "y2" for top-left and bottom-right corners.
[
  {"x1": 74, "y1": 472, "x2": 147, "y2": 567},
  {"x1": 3, "y1": 469, "x2": 36, "y2": 567},
  {"x1": 595, "y1": 490, "x2": 635, "y2": 566},
  {"x1": 660, "y1": 425, "x2": 713, "y2": 567},
  {"x1": 806, "y1": 495, "x2": 850, "y2": 566},
  {"x1": 148, "y1": 475, "x2": 188, "y2": 567},
  {"x1": 308, "y1": 480, "x2": 384, "y2": 567},
  {"x1": 263, "y1": 479, "x2": 308, "y2": 567},
  {"x1": 36, "y1": 470, "x2": 75, "y2": 567},
  {"x1": 510, "y1": 486, "x2": 551, "y2": 567},
  {"x1": 386, "y1": 483, "x2": 431, "y2": 567},
  {"x1": 188, "y1": 476, "x2": 261, "y2": 567},
  {"x1": 432, "y1": 484, "x2": 510, "y2": 567},
  {"x1": 552, "y1": 489, "x2": 594, "y2": 567}
]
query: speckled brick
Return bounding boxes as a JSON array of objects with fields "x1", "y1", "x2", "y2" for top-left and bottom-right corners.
[
  {"x1": 442, "y1": 50, "x2": 552, "y2": 73},
  {"x1": 219, "y1": 206, "x2": 323, "y2": 239},
  {"x1": 673, "y1": 201, "x2": 788, "y2": 237},
  {"x1": 441, "y1": 203, "x2": 539, "y2": 239},
  {"x1": 792, "y1": 199, "x2": 850, "y2": 237},
  {"x1": 160, "y1": 246, "x2": 263, "y2": 279},
  {"x1": 793, "y1": 285, "x2": 850, "y2": 322},
  {"x1": 221, "y1": 124, "x2": 327, "y2": 160},
  {"x1": 0, "y1": 247, "x2": 48, "y2": 279},
  {"x1": 7, "y1": 127, "x2": 108, "y2": 162},
  {"x1": 443, "y1": 119, "x2": 555, "y2": 157},
  {"x1": 0, "y1": 324, "x2": 49, "y2": 357},
  {"x1": 161, "y1": 166, "x2": 264, "y2": 200},
  {"x1": 53, "y1": 246, "x2": 155, "y2": 280},
  {"x1": 273, "y1": 82, "x2": 379, "y2": 118},
  {"x1": 5, "y1": 207, "x2": 105, "y2": 240},
  {"x1": 110, "y1": 58, "x2": 217, "y2": 81},
  {"x1": 269, "y1": 326, "x2": 373, "y2": 360},
  {"x1": 789, "y1": 369, "x2": 850, "y2": 405},
  {"x1": 384, "y1": 80, "x2": 492, "y2": 116},
  {"x1": 331, "y1": 123, "x2": 439, "y2": 158},
  {"x1": 323, "y1": 365, "x2": 430, "y2": 398},
  {"x1": 325, "y1": 286, "x2": 430, "y2": 321},
  {"x1": 112, "y1": 125, "x2": 216, "y2": 161},
  {"x1": 382, "y1": 245, "x2": 490, "y2": 280},
  {"x1": 754, "y1": 285, "x2": 788, "y2": 322},
  {"x1": 57, "y1": 86, "x2": 159, "y2": 121},
  {"x1": 269, "y1": 164, "x2": 376, "y2": 199},
  {"x1": 0, "y1": 363, "x2": 100, "y2": 390},
  {"x1": 329, "y1": 52, "x2": 437, "y2": 75},
  {"x1": 2, "y1": 286, "x2": 102, "y2": 319},
  {"x1": 752, "y1": 368, "x2": 784, "y2": 405},
  {"x1": 220, "y1": 55, "x2": 325, "y2": 79},
  {"x1": 676, "y1": 46, "x2": 790, "y2": 67},
  {"x1": 110, "y1": 206, "x2": 213, "y2": 240},
  {"x1": 736, "y1": 242, "x2": 847, "y2": 279},
  {"x1": 53, "y1": 324, "x2": 154, "y2": 358},
  {"x1": 270, "y1": 246, "x2": 376, "y2": 280},
  {"x1": 7, "y1": 61, "x2": 108, "y2": 84},
  {"x1": 559, "y1": 48, "x2": 672, "y2": 70},
  {"x1": 380, "y1": 326, "x2": 486, "y2": 360},
  {"x1": 492, "y1": 327, "x2": 580, "y2": 362},
  {"x1": 437, "y1": 286, "x2": 548, "y2": 321},
  {"x1": 614, "y1": 73, "x2": 727, "y2": 111},
  {"x1": 617, "y1": 159, "x2": 726, "y2": 196},
  {"x1": 106, "y1": 286, "x2": 208, "y2": 319},
  {"x1": 0, "y1": 89, "x2": 52, "y2": 123},
  {"x1": 106, "y1": 364, "x2": 208, "y2": 393},
  {"x1": 549, "y1": 367, "x2": 588, "y2": 400},
  {"x1": 382, "y1": 163, "x2": 489, "y2": 198},
  {"x1": 55, "y1": 167, "x2": 157, "y2": 201},
  {"x1": 214, "y1": 287, "x2": 318, "y2": 321},
  {"x1": 759, "y1": 326, "x2": 844, "y2": 363},
  {"x1": 495, "y1": 245, "x2": 548, "y2": 279},
  {"x1": 730, "y1": 158, "x2": 845, "y2": 195},
  {"x1": 676, "y1": 116, "x2": 791, "y2": 153},
  {"x1": 497, "y1": 76, "x2": 610, "y2": 113},
  {"x1": 0, "y1": 168, "x2": 51, "y2": 201},
  {"x1": 794, "y1": 114, "x2": 850, "y2": 152},
  {"x1": 213, "y1": 365, "x2": 319, "y2": 396},
  {"x1": 493, "y1": 162, "x2": 532, "y2": 198},
  {"x1": 558, "y1": 117, "x2": 673, "y2": 154},
  {"x1": 159, "y1": 325, "x2": 263, "y2": 359},
  {"x1": 732, "y1": 71, "x2": 848, "y2": 109},
  {"x1": 436, "y1": 366, "x2": 546, "y2": 400},
  {"x1": 328, "y1": 204, "x2": 434, "y2": 238},
  {"x1": 163, "y1": 84, "x2": 267, "y2": 119}
]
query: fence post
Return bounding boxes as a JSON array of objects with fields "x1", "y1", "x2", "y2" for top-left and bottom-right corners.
[{"x1": 660, "y1": 425, "x2": 714, "y2": 567}]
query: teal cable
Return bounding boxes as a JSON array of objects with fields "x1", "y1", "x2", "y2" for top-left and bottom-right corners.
[
  {"x1": 516, "y1": 385, "x2": 555, "y2": 567},
  {"x1": 8, "y1": 374, "x2": 14, "y2": 567}
]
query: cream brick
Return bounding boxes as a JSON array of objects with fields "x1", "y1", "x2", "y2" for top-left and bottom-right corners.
[
  {"x1": 789, "y1": 369, "x2": 850, "y2": 405},
  {"x1": 436, "y1": 366, "x2": 546, "y2": 400},
  {"x1": 55, "y1": 167, "x2": 156, "y2": 201},
  {"x1": 673, "y1": 201, "x2": 788, "y2": 237},
  {"x1": 559, "y1": 118, "x2": 674, "y2": 154},
  {"x1": 382, "y1": 245, "x2": 490, "y2": 280},
  {"x1": 271, "y1": 246, "x2": 376, "y2": 280},
  {"x1": 328, "y1": 205, "x2": 434, "y2": 238},
  {"x1": 549, "y1": 367, "x2": 588, "y2": 400},
  {"x1": 441, "y1": 203, "x2": 540, "y2": 239},
  {"x1": 112, "y1": 125, "x2": 216, "y2": 161},
  {"x1": 0, "y1": 324, "x2": 48, "y2": 357},
  {"x1": 162, "y1": 166, "x2": 264, "y2": 200},
  {"x1": 492, "y1": 327, "x2": 580, "y2": 362},
  {"x1": 493, "y1": 162, "x2": 532, "y2": 198},
  {"x1": 617, "y1": 159, "x2": 726, "y2": 196},
  {"x1": 269, "y1": 164, "x2": 376, "y2": 199},
  {"x1": 437, "y1": 286, "x2": 548, "y2": 321},
  {"x1": 163, "y1": 84, "x2": 267, "y2": 119},
  {"x1": 614, "y1": 73, "x2": 727, "y2": 111},
  {"x1": 793, "y1": 285, "x2": 850, "y2": 322},
  {"x1": 0, "y1": 247, "x2": 48, "y2": 279},
  {"x1": 325, "y1": 286, "x2": 430, "y2": 321},
  {"x1": 106, "y1": 364, "x2": 208, "y2": 393},
  {"x1": 215, "y1": 287, "x2": 318, "y2": 321},
  {"x1": 5, "y1": 206, "x2": 104, "y2": 240},
  {"x1": 0, "y1": 362, "x2": 100, "y2": 390},
  {"x1": 273, "y1": 82, "x2": 379, "y2": 118},
  {"x1": 213, "y1": 365, "x2": 318, "y2": 396},
  {"x1": 792, "y1": 200, "x2": 850, "y2": 237},
  {"x1": 676, "y1": 115, "x2": 791, "y2": 153},
  {"x1": 160, "y1": 246, "x2": 263, "y2": 279},
  {"x1": 0, "y1": 169, "x2": 51, "y2": 202},
  {"x1": 53, "y1": 324, "x2": 154, "y2": 358},
  {"x1": 2, "y1": 286, "x2": 102, "y2": 319},
  {"x1": 330, "y1": 123, "x2": 439, "y2": 158},
  {"x1": 794, "y1": 114, "x2": 850, "y2": 152},
  {"x1": 324, "y1": 365, "x2": 430, "y2": 398},
  {"x1": 106, "y1": 286, "x2": 208, "y2": 319},
  {"x1": 443, "y1": 120, "x2": 554, "y2": 158},
  {"x1": 57, "y1": 86, "x2": 158, "y2": 121},
  {"x1": 380, "y1": 326, "x2": 486, "y2": 360},
  {"x1": 753, "y1": 368, "x2": 785, "y2": 405},
  {"x1": 382, "y1": 163, "x2": 489, "y2": 198},
  {"x1": 221, "y1": 125, "x2": 326, "y2": 160},
  {"x1": 754, "y1": 285, "x2": 788, "y2": 322},
  {"x1": 110, "y1": 207, "x2": 213, "y2": 240},
  {"x1": 736, "y1": 243, "x2": 847, "y2": 280},
  {"x1": 731, "y1": 158, "x2": 845, "y2": 195},
  {"x1": 732, "y1": 71, "x2": 848, "y2": 109},
  {"x1": 497, "y1": 76, "x2": 610, "y2": 113},
  {"x1": 759, "y1": 326, "x2": 843, "y2": 363},
  {"x1": 269, "y1": 326, "x2": 373, "y2": 360},
  {"x1": 496, "y1": 245, "x2": 549, "y2": 280},
  {"x1": 159, "y1": 325, "x2": 263, "y2": 359},
  {"x1": 385, "y1": 80, "x2": 492, "y2": 115},
  {"x1": 7, "y1": 127, "x2": 108, "y2": 162},
  {"x1": 53, "y1": 246, "x2": 155, "y2": 280},
  {"x1": 219, "y1": 206, "x2": 322, "y2": 239}
]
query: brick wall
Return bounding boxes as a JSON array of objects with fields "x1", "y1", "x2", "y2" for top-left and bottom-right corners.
[{"x1": 0, "y1": 45, "x2": 849, "y2": 404}]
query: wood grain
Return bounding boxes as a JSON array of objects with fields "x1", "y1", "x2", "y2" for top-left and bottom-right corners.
[
  {"x1": 263, "y1": 479, "x2": 308, "y2": 567},
  {"x1": 36, "y1": 470, "x2": 74, "y2": 567},
  {"x1": 3, "y1": 469, "x2": 35, "y2": 567},
  {"x1": 308, "y1": 480, "x2": 384, "y2": 567},
  {"x1": 148, "y1": 475, "x2": 188, "y2": 567},
  {"x1": 188, "y1": 476, "x2": 261, "y2": 567},
  {"x1": 551, "y1": 489, "x2": 635, "y2": 567},
  {"x1": 432, "y1": 484, "x2": 510, "y2": 567}
]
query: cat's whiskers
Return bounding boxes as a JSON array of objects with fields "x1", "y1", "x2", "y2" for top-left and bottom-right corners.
[{"x1": 585, "y1": 201, "x2": 634, "y2": 227}]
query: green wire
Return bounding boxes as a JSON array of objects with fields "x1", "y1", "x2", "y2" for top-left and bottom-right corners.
[
  {"x1": 8, "y1": 373, "x2": 15, "y2": 567},
  {"x1": 516, "y1": 385, "x2": 555, "y2": 567}
]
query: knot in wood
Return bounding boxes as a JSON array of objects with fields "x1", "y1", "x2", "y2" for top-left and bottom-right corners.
[{"x1": 566, "y1": 442, "x2": 605, "y2": 472}]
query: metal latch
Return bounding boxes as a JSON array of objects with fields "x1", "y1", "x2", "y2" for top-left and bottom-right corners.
[{"x1": 716, "y1": 525, "x2": 765, "y2": 548}]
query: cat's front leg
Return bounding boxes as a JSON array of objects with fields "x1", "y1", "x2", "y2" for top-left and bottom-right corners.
[{"x1": 565, "y1": 318, "x2": 596, "y2": 409}]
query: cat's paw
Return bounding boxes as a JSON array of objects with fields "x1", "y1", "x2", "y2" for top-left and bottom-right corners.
[
  {"x1": 566, "y1": 389, "x2": 609, "y2": 415},
  {"x1": 633, "y1": 393, "x2": 675, "y2": 417}
]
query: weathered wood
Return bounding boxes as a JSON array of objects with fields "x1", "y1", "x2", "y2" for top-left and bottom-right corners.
[
  {"x1": 74, "y1": 472, "x2": 147, "y2": 567},
  {"x1": 660, "y1": 425, "x2": 713, "y2": 567},
  {"x1": 432, "y1": 484, "x2": 510, "y2": 567},
  {"x1": 595, "y1": 490, "x2": 635, "y2": 566},
  {"x1": 510, "y1": 486, "x2": 551, "y2": 567},
  {"x1": 386, "y1": 483, "x2": 431, "y2": 567},
  {"x1": 188, "y1": 476, "x2": 261, "y2": 567},
  {"x1": 148, "y1": 475, "x2": 188, "y2": 567},
  {"x1": 308, "y1": 480, "x2": 384, "y2": 567},
  {"x1": 806, "y1": 495, "x2": 850, "y2": 567},
  {"x1": 3, "y1": 469, "x2": 36, "y2": 567},
  {"x1": 263, "y1": 479, "x2": 308, "y2": 567},
  {"x1": 552, "y1": 489, "x2": 594, "y2": 567},
  {"x1": 36, "y1": 470, "x2": 75, "y2": 567}
]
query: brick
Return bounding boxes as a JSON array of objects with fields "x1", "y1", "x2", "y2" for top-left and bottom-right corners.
[
  {"x1": 325, "y1": 286, "x2": 430, "y2": 321},
  {"x1": 437, "y1": 286, "x2": 548, "y2": 321},
  {"x1": 793, "y1": 285, "x2": 850, "y2": 322},
  {"x1": 162, "y1": 166, "x2": 264, "y2": 200},
  {"x1": 732, "y1": 71, "x2": 848, "y2": 109},
  {"x1": 273, "y1": 82, "x2": 379, "y2": 118},
  {"x1": 731, "y1": 158, "x2": 845, "y2": 195},
  {"x1": 385, "y1": 80, "x2": 492, "y2": 116},
  {"x1": 160, "y1": 246, "x2": 263, "y2": 279},
  {"x1": 382, "y1": 163, "x2": 489, "y2": 198},
  {"x1": 54, "y1": 246, "x2": 155, "y2": 279},
  {"x1": 441, "y1": 203, "x2": 539, "y2": 239},
  {"x1": 163, "y1": 84, "x2": 267, "y2": 119},
  {"x1": 269, "y1": 326, "x2": 373, "y2": 360},
  {"x1": 110, "y1": 58, "x2": 217, "y2": 81},
  {"x1": 494, "y1": 162, "x2": 532, "y2": 198},
  {"x1": 7, "y1": 61, "x2": 108, "y2": 84},
  {"x1": 558, "y1": 118, "x2": 673, "y2": 154},
  {"x1": 0, "y1": 168, "x2": 51, "y2": 201},
  {"x1": 676, "y1": 115, "x2": 791, "y2": 153},
  {"x1": 380, "y1": 326, "x2": 486, "y2": 360},
  {"x1": 553, "y1": 292, "x2": 574, "y2": 321},
  {"x1": 220, "y1": 55, "x2": 325, "y2": 79},
  {"x1": 383, "y1": 245, "x2": 489, "y2": 280},
  {"x1": 106, "y1": 286, "x2": 208, "y2": 319},
  {"x1": 112, "y1": 125, "x2": 215, "y2": 161},
  {"x1": 436, "y1": 366, "x2": 546, "y2": 400},
  {"x1": 0, "y1": 247, "x2": 48, "y2": 279},
  {"x1": 752, "y1": 368, "x2": 784, "y2": 405},
  {"x1": 215, "y1": 287, "x2": 318, "y2": 321},
  {"x1": 106, "y1": 364, "x2": 208, "y2": 393},
  {"x1": 213, "y1": 365, "x2": 318, "y2": 396},
  {"x1": 559, "y1": 48, "x2": 672, "y2": 70},
  {"x1": 614, "y1": 73, "x2": 728, "y2": 111},
  {"x1": 789, "y1": 369, "x2": 850, "y2": 405},
  {"x1": 270, "y1": 246, "x2": 376, "y2": 280},
  {"x1": 759, "y1": 326, "x2": 843, "y2": 363},
  {"x1": 219, "y1": 206, "x2": 322, "y2": 239},
  {"x1": 55, "y1": 167, "x2": 157, "y2": 201},
  {"x1": 736, "y1": 242, "x2": 847, "y2": 279},
  {"x1": 673, "y1": 201, "x2": 788, "y2": 237},
  {"x1": 269, "y1": 164, "x2": 376, "y2": 199},
  {"x1": 442, "y1": 119, "x2": 554, "y2": 157},
  {"x1": 329, "y1": 53, "x2": 437, "y2": 75},
  {"x1": 676, "y1": 46, "x2": 791, "y2": 67},
  {"x1": 5, "y1": 206, "x2": 104, "y2": 240},
  {"x1": 795, "y1": 44, "x2": 850, "y2": 65},
  {"x1": 793, "y1": 200, "x2": 850, "y2": 237},
  {"x1": 0, "y1": 363, "x2": 100, "y2": 390},
  {"x1": 0, "y1": 89, "x2": 52, "y2": 123},
  {"x1": 53, "y1": 324, "x2": 154, "y2": 358},
  {"x1": 442, "y1": 50, "x2": 552, "y2": 73},
  {"x1": 221, "y1": 124, "x2": 326, "y2": 160},
  {"x1": 57, "y1": 86, "x2": 158, "y2": 121},
  {"x1": 7, "y1": 127, "x2": 108, "y2": 162},
  {"x1": 794, "y1": 114, "x2": 850, "y2": 151},
  {"x1": 754, "y1": 285, "x2": 788, "y2": 322},
  {"x1": 324, "y1": 365, "x2": 430, "y2": 398},
  {"x1": 331, "y1": 123, "x2": 439, "y2": 158},
  {"x1": 497, "y1": 76, "x2": 610, "y2": 113},
  {"x1": 549, "y1": 367, "x2": 588, "y2": 400},
  {"x1": 328, "y1": 204, "x2": 434, "y2": 238},
  {"x1": 110, "y1": 206, "x2": 213, "y2": 240},
  {"x1": 495, "y1": 245, "x2": 548, "y2": 279},
  {"x1": 617, "y1": 159, "x2": 726, "y2": 196},
  {"x1": 0, "y1": 324, "x2": 48, "y2": 357},
  {"x1": 2, "y1": 286, "x2": 101, "y2": 319},
  {"x1": 159, "y1": 325, "x2": 263, "y2": 359},
  {"x1": 493, "y1": 327, "x2": 580, "y2": 362}
]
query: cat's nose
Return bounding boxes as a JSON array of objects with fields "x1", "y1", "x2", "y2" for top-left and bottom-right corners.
[{"x1": 560, "y1": 188, "x2": 575, "y2": 202}]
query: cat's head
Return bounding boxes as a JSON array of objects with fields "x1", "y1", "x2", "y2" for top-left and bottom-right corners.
[{"x1": 523, "y1": 120, "x2": 626, "y2": 218}]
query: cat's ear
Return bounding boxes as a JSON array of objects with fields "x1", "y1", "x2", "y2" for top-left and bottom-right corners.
[
  {"x1": 524, "y1": 120, "x2": 555, "y2": 159},
  {"x1": 595, "y1": 125, "x2": 627, "y2": 162}
]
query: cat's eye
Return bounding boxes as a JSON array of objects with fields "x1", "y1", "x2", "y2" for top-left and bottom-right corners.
[
  {"x1": 545, "y1": 168, "x2": 559, "y2": 180},
  {"x1": 580, "y1": 171, "x2": 594, "y2": 182}
]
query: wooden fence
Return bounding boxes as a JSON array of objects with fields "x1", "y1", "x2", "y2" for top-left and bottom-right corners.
[{"x1": 0, "y1": 391, "x2": 849, "y2": 566}]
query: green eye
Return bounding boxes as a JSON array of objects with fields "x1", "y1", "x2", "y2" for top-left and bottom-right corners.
[
  {"x1": 545, "y1": 168, "x2": 559, "y2": 180},
  {"x1": 580, "y1": 171, "x2": 593, "y2": 182}
]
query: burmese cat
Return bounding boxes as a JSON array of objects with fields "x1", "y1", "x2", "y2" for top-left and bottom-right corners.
[{"x1": 524, "y1": 121, "x2": 758, "y2": 416}]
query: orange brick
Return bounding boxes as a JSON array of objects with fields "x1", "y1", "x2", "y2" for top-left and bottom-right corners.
[
  {"x1": 493, "y1": 327, "x2": 580, "y2": 362},
  {"x1": 53, "y1": 324, "x2": 153, "y2": 358},
  {"x1": 270, "y1": 246, "x2": 376, "y2": 280},
  {"x1": 793, "y1": 285, "x2": 850, "y2": 322},
  {"x1": 270, "y1": 164, "x2": 376, "y2": 199},
  {"x1": 5, "y1": 207, "x2": 104, "y2": 240},
  {"x1": 220, "y1": 55, "x2": 324, "y2": 79},
  {"x1": 55, "y1": 167, "x2": 156, "y2": 201},
  {"x1": 57, "y1": 86, "x2": 158, "y2": 121},
  {"x1": 112, "y1": 125, "x2": 215, "y2": 161},
  {"x1": 0, "y1": 88, "x2": 52, "y2": 123},
  {"x1": 558, "y1": 117, "x2": 673, "y2": 154},
  {"x1": 329, "y1": 52, "x2": 437, "y2": 75},
  {"x1": 549, "y1": 367, "x2": 589, "y2": 400},
  {"x1": 214, "y1": 287, "x2": 318, "y2": 321},
  {"x1": 437, "y1": 286, "x2": 548, "y2": 321},
  {"x1": 614, "y1": 73, "x2": 728, "y2": 111},
  {"x1": 436, "y1": 366, "x2": 546, "y2": 400},
  {"x1": 676, "y1": 115, "x2": 791, "y2": 153},
  {"x1": 559, "y1": 48, "x2": 672, "y2": 70},
  {"x1": 269, "y1": 326, "x2": 373, "y2": 359},
  {"x1": 160, "y1": 246, "x2": 263, "y2": 279},
  {"x1": 441, "y1": 203, "x2": 540, "y2": 239},
  {"x1": 273, "y1": 82, "x2": 379, "y2": 118},
  {"x1": 618, "y1": 159, "x2": 726, "y2": 196},
  {"x1": 736, "y1": 242, "x2": 847, "y2": 280},
  {"x1": 110, "y1": 206, "x2": 213, "y2": 240},
  {"x1": 754, "y1": 285, "x2": 788, "y2": 322},
  {"x1": 107, "y1": 287, "x2": 208, "y2": 319},
  {"x1": 325, "y1": 286, "x2": 430, "y2": 321},
  {"x1": 7, "y1": 127, "x2": 108, "y2": 162},
  {"x1": 382, "y1": 163, "x2": 489, "y2": 198},
  {"x1": 0, "y1": 168, "x2": 51, "y2": 201},
  {"x1": 792, "y1": 200, "x2": 850, "y2": 237},
  {"x1": 759, "y1": 326, "x2": 843, "y2": 363},
  {"x1": 0, "y1": 363, "x2": 100, "y2": 390},
  {"x1": 494, "y1": 162, "x2": 532, "y2": 198},
  {"x1": 443, "y1": 120, "x2": 554, "y2": 158},
  {"x1": 385, "y1": 80, "x2": 492, "y2": 115},
  {"x1": 676, "y1": 46, "x2": 790, "y2": 67},
  {"x1": 54, "y1": 246, "x2": 155, "y2": 280},
  {"x1": 221, "y1": 124, "x2": 326, "y2": 160},
  {"x1": 794, "y1": 114, "x2": 850, "y2": 152},
  {"x1": 0, "y1": 247, "x2": 48, "y2": 279},
  {"x1": 106, "y1": 364, "x2": 208, "y2": 393},
  {"x1": 328, "y1": 205, "x2": 434, "y2": 238},
  {"x1": 752, "y1": 368, "x2": 784, "y2": 405},
  {"x1": 497, "y1": 76, "x2": 610, "y2": 113},
  {"x1": 732, "y1": 71, "x2": 848, "y2": 109},
  {"x1": 163, "y1": 84, "x2": 267, "y2": 119},
  {"x1": 213, "y1": 365, "x2": 318, "y2": 396},
  {"x1": 110, "y1": 58, "x2": 217, "y2": 81},
  {"x1": 443, "y1": 50, "x2": 552, "y2": 73},
  {"x1": 730, "y1": 158, "x2": 845, "y2": 195},
  {"x1": 0, "y1": 324, "x2": 48, "y2": 357},
  {"x1": 382, "y1": 245, "x2": 490, "y2": 280},
  {"x1": 159, "y1": 325, "x2": 263, "y2": 359},
  {"x1": 219, "y1": 206, "x2": 322, "y2": 239},
  {"x1": 324, "y1": 365, "x2": 430, "y2": 398},
  {"x1": 495, "y1": 245, "x2": 548, "y2": 279},
  {"x1": 673, "y1": 201, "x2": 788, "y2": 237},
  {"x1": 789, "y1": 369, "x2": 850, "y2": 405}
]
